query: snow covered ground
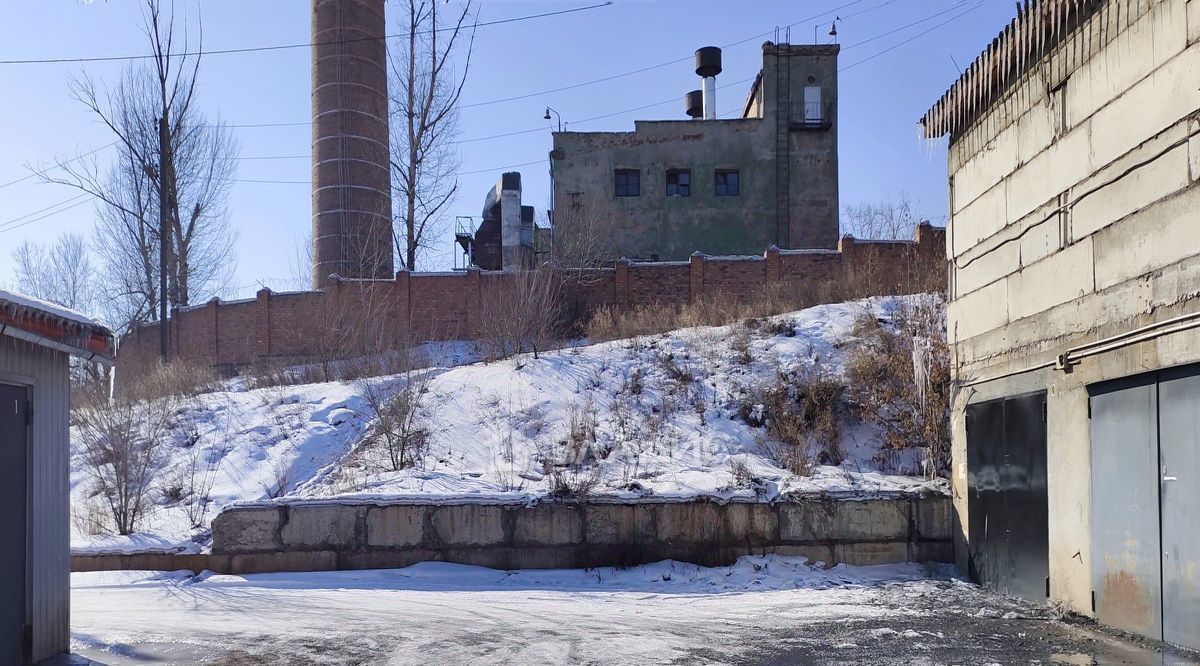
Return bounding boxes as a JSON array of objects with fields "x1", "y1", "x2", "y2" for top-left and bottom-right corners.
[
  {"x1": 68, "y1": 556, "x2": 1164, "y2": 665},
  {"x1": 71, "y1": 296, "x2": 947, "y2": 555}
]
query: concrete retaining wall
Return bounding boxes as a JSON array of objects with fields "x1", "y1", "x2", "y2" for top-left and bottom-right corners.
[{"x1": 74, "y1": 496, "x2": 952, "y2": 574}]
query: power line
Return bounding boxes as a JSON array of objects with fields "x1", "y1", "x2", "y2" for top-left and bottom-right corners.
[
  {"x1": 0, "y1": 195, "x2": 93, "y2": 235},
  {"x1": 0, "y1": 142, "x2": 117, "y2": 190},
  {"x1": 840, "y1": 2, "x2": 985, "y2": 72},
  {"x1": 231, "y1": 157, "x2": 550, "y2": 185},
  {"x1": 0, "y1": 3, "x2": 613, "y2": 66},
  {"x1": 457, "y1": 0, "x2": 875, "y2": 110}
]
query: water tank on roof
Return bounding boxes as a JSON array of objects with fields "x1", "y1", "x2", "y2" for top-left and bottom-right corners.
[
  {"x1": 685, "y1": 90, "x2": 703, "y2": 118},
  {"x1": 695, "y1": 46, "x2": 722, "y2": 78}
]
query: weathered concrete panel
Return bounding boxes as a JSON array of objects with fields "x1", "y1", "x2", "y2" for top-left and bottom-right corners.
[
  {"x1": 655, "y1": 502, "x2": 721, "y2": 544},
  {"x1": 834, "y1": 541, "x2": 910, "y2": 567},
  {"x1": 948, "y1": 278, "x2": 1009, "y2": 342},
  {"x1": 1093, "y1": 185, "x2": 1200, "y2": 291},
  {"x1": 212, "y1": 508, "x2": 282, "y2": 554},
  {"x1": 1006, "y1": 238, "x2": 1094, "y2": 322},
  {"x1": 1072, "y1": 140, "x2": 1190, "y2": 241},
  {"x1": 513, "y1": 504, "x2": 582, "y2": 546},
  {"x1": 914, "y1": 497, "x2": 952, "y2": 541},
  {"x1": 201, "y1": 497, "x2": 951, "y2": 575},
  {"x1": 429, "y1": 505, "x2": 506, "y2": 547},
  {"x1": 723, "y1": 502, "x2": 778, "y2": 543},
  {"x1": 366, "y1": 505, "x2": 426, "y2": 548},
  {"x1": 582, "y1": 504, "x2": 655, "y2": 545},
  {"x1": 280, "y1": 505, "x2": 360, "y2": 550}
]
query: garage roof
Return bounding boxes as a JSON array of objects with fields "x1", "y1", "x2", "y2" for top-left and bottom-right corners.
[{"x1": 0, "y1": 289, "x2": 114, "y2": 362}]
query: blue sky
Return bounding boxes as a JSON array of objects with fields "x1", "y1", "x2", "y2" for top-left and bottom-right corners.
[{"x1": 0, "y1": 0, "x2": 1015, "y2": 300}]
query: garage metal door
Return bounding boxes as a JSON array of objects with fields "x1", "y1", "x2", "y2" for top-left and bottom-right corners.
[
  {"x1": 1089, "y1": 377, "x2": 1162, "y2": 639},
  {"x1": 0, "y1": 383, "x2": 28, "y2": 664},
  {"x1": 1089, "y1": 366, "x2": 1200, "y2": 651},
  {"x1": 966, "y1": 391, "x2": 1049, "y2": 602}
]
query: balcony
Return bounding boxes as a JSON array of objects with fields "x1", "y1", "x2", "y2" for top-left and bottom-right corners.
[{"x1": 789, "y1": 101, "x2": 834, "y2": 132}]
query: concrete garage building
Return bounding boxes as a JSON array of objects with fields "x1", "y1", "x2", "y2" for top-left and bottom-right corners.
[
  {"x1": 550, "y1": 42, "x2": 839, "y2": 261},
  {"x1": 0, "y1": 291, "x2": 114, "y2": 664},
  {"x1": 920, "y1": 0, "x2": 1200, "y2": 650}
]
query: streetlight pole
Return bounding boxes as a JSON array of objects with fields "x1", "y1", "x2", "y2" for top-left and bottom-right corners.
[{"x1": 543, "y1": 107, "x2": 563, "y2": 133}]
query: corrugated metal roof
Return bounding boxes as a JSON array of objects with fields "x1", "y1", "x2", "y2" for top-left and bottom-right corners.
[
  {"x1": 919, "y1": 0, "x2": 1107, "y2": 140},
  {"x1": 0, "y1": 289, "x2": 114, "y2": 360}
]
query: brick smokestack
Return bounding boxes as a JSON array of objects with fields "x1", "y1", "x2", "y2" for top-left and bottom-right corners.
[{"x1": 311, "y1": 0, "x2": 394, "y2": 286}]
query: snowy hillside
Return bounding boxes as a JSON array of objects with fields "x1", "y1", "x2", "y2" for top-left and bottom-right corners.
[{"x1": 70, "y1": 295, "x2": 948, "y2": 555}]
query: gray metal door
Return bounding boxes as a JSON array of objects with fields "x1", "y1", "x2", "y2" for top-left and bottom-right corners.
[
  {"x1": 1157, "y1": 367, "x2": 1200, "y2": 650},
  {"x1": 1089, "y1": 378, "x2": 1162, "y2": 640},
  {"x1": 0, "y1": 383, "x2": 28, "y2": 664}
]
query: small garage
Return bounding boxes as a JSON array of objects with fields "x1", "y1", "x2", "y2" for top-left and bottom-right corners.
[{"x1": 0, "y1": 290, "x2": 113, "y2": 665}]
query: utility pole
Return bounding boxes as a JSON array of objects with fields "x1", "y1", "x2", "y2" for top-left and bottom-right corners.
[{"x1": 158, "y1": 115, "x2": 170, "y2": 361}]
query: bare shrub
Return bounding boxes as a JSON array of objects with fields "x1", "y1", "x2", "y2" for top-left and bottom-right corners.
[
  {"x1": 72, "y1": 384, "x2": 177, "y2": 535},
  {"x1": 744, "y1": 368, "x2": 847, "y2": 475},
  {"x1": 478, "y1": 268, "x2": 565, "y2": 361},
  {"x1": 71, "y1": 494, "x2": 111, "y2": 536},
  {"x1": 261, "y1": 456, "x2": 292, "y2": 499},
  {"x1": 357, "y1": 371, "x2": 433, "y2": 472},
  {"x1": 845, "y1": 298, "x2": 951, "y2": 476},
  {"x1": 170, "y1": 399, "x2": 234, "y2": 529},
  {"x1": 541, "y1": 400, "x2": 601, "y2": 498}
]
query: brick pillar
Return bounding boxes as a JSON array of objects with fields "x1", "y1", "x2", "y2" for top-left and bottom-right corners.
[
  {"x1": 208, "y1": 297, "x2": 220, "y2": 365},
  {"x1": 465, "y1": 267, "x2": 481, "y2": 339},
  {"x1": 689, "y1": 252, "x2": 705, "y2": 303},
  {"x1": 393, "y1": 270, "x2": 411, "y2": 343},
  {"x1": 615, "y1": 258, "x2": 631, "y2": 307},
  {"x1": 764, "y1": 245, "x2": 781, "y2": 285},
  {"x1": 255, "y1": 288, "x2": 272, "y2": 361}
]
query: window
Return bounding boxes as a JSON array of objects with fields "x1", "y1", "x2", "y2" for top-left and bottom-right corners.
[
  {"x1": 614, "y1": 169, "x2": 639, "y2": 197},
  {"x1": 803, "y1": 85, "x2": 823, "y2": 124},
  {"x1": 715, "y1": 170, "x2": 739, "y2": 197},
  {"x1": 666, "y1": 169, "x2": 691, "y2": 197}
]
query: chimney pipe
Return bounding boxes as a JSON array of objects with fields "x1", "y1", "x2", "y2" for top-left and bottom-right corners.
[{"x1": 695, "y1": 46, "x2": 722, "y2": 120}]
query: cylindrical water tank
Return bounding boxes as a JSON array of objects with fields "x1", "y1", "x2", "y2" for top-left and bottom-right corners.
[
  {"x1": 695, "y1": 46, "x2": 722, "y2": 78},
  {"x1": 685, "y1": 90, "x2": 703, "y2": 118}
]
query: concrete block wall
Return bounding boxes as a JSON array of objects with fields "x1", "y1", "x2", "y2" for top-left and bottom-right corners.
[
  {"x1": 116, "y1": 226, "x2": 945, "y2": 377},
  {"x1": 161, "y1": 496, "x2": 956, "y2": 575}
]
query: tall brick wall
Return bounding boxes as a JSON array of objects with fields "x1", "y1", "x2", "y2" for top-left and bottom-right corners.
[{"x1": 116, "y1": 225, "x2": 946, "y2": 378}]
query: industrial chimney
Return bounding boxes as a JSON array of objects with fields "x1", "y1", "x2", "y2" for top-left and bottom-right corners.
[
  {"x1": 311, "y1": 0, "x2": 394, "y2": 287},
  {"x1": 694, "y1": 46, "x2": 722, "y2": 119}
]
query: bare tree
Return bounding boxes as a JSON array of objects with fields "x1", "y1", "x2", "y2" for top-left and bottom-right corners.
[
  {"x1": 72, "y1": 383, "x2": 176, "y2": 535},
  {"x1": 389, "y1": 0, "x2": 475, "y2": 270},
  {"x1": 841, "y1": 194, "x2": 920, "y2": 240},
  {"x1": 36, "y1": 0, "x2": 237, "y2": 333},
  {"x1": 10, "y1": 233, "x2": 96, "y2": 314}
]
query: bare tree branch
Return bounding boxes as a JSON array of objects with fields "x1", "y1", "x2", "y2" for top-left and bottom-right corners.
[{"x1": 389, "y1": 0, "x2": 476, "y2": 270}]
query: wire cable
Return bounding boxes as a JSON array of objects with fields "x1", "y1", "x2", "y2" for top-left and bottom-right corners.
[{"x1": 0, "y1": 3, "x2": 613, "y2": 66}]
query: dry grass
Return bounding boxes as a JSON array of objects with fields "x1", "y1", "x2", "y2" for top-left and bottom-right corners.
[
  {"x1": 743, "y1": 368, "x2": 847, "y2": 475},
  {"x1": 116, "y1": 359, "x2": 221, "y2": 402},
  {"x1": 582, "y1": 282, "x2": 857, "y2": 343},
  {"x1": 844, "y1": 298, "x2": 951, "y2": 475}
]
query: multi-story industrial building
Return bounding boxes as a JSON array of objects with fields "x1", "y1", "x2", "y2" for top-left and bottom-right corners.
[
  {"x1": 549, "y1": 43, "x2": 840, "y2": 261},
  {"x1": 922, "y1": 0, "x2": 1199, "y2": 650}
]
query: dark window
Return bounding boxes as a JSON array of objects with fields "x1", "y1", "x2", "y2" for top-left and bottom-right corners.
[
  {"x1": 666, "y1": 169, "x2": 691, "y2": 197},
  {"x1": 614, "y1": 169, "x2": 640, "y2": 197},
  {"x1": 715, "y1": 170, "x2": 740, "y2": 197}
]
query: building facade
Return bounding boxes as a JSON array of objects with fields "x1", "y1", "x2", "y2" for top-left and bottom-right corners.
[
  {"x1": 921, "y1": 0, "x2": 1200, "y2": 650},
  {"x1": 550, "y1": 43, "x2": 840, "y2": 261},
  {"x1": 0, "y1": 291, "x2": 113, "y2": 664}
]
